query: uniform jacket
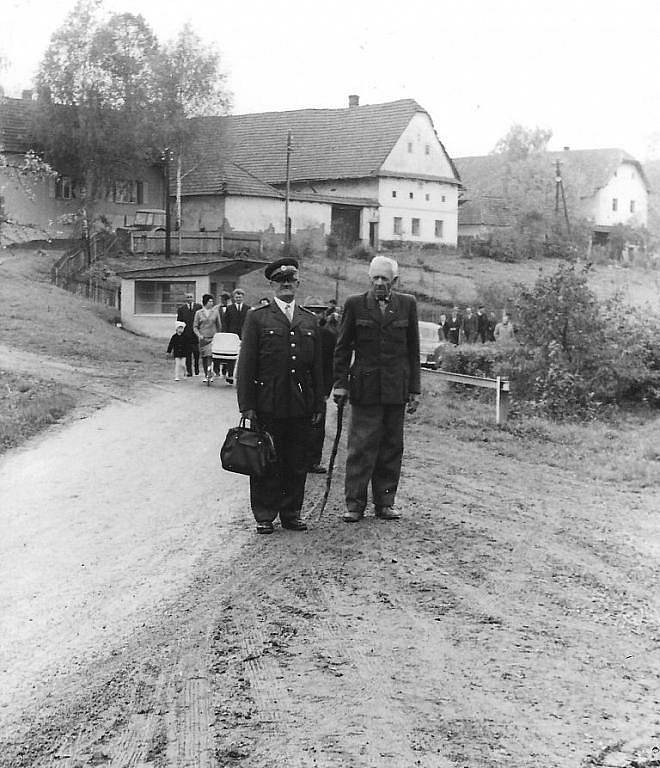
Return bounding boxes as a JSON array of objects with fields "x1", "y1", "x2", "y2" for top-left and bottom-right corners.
[
  {"x1": 237, "y1": 302, "x2": 324, "y2": 417},
  {"x1": 333, "y1": 290, "x2": 421, "y2": 406},
  {"x1": 319, "y1": 323, "x2": 337, "y2": 397},
  {"x1": 222, "y1": 302, "x2": 250, "y2": 338},
  {"x1": 176, "y1": 302, "x2": 202, "y2": 339}
]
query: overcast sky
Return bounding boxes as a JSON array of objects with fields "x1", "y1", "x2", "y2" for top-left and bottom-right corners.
[{"x1": 3, "y1": 0, "x2": 660, "y2": 160}]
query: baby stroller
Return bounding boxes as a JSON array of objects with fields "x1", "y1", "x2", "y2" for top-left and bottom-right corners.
[{"x1": 210, "y1": 332, "x2": 241, "y2": 386}]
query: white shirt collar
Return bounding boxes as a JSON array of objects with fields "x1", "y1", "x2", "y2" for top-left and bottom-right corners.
[{"x1": 273, "y1": 296, "x2": 295, "y2": 315}]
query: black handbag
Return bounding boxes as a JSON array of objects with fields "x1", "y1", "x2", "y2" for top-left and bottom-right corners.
[{"x1": 220, "y1": 418, "x2": 277, "y2": 477}]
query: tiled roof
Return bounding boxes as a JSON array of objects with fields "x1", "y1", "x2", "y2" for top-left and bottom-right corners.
[
  {"x1": 118, "y1": 257, "x2": 268, "y2": 279},
  {"x1": 185, "y1": 99, "x2": 440, "y2": 188},
  {"x1": 455, "y1": 148, "x2": 650, "y2": 200},
  {"x1": 458, "y1": 196, "x2": 513, "y2": 227},
  {"x1": 177, "y1": 155, "x2": 284, "y2": 198},
  {"x1": 0, "y1": 96, "x2": 36, "y2": 154}
]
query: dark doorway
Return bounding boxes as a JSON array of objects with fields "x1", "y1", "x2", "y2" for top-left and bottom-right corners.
[
  {"x1": 331, "y1": 205, "x2": 361, "y2": 246},
  {"x1": 369, "y1": 221, "x2": 378, "y2": 249}
]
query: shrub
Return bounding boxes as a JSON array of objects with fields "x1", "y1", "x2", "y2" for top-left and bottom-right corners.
[
  {"x1": 350, "y1": 244, "x2": 374, "y2": 262},
  {"x1": 440, "y1": 343, "x2": 506, "y2": 378},
  {"x1": 506, "y1": 262, "x2": 660, "y2": 416}
]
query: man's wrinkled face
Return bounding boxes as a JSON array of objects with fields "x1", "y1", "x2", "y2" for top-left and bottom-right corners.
[
  {"x1": 271, "y1": 277, "x2": 299, "y2": 302},
  {"x1": 370, "y1": 273, "x2": 394, "y2": 300}
]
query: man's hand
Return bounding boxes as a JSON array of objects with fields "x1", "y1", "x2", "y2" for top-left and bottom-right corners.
[
  {"x1": 241, "y1": 409, "x2": 258, "y2": 424},
  {"x1": 333, "y1": 387, "x2": 348, "y2": 407},
  {"x1": 311, "y1": 412, "x2": 323, "y2": 426},
  {"x1": 407, "y1": 393, "x2": 420, "y2": 414}
]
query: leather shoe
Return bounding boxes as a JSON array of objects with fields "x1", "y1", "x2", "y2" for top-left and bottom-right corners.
[
  {"x1": 375, "y1": 506, "x2": 401, "y2": 520},
  {"x1": 308, "y1": 463, "x2": 327, "y2": 474},
  {"x1": 342, "y1": 510, "x2": 364, "y2": 523},
  {"x1": 256, "y1": 522, "x2": 274, "y2": 534},
  {"x1": 281, "y1": 518, "x2": 308, "y2": 531}
]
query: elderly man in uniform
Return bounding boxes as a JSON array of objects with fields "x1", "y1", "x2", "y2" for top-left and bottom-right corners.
[
  {"x1": 333, "y1": 255, "x2": 421, "y2": 522},
  {"x1": 237, "y1": 257, "x2": 324, "y2": 534}
]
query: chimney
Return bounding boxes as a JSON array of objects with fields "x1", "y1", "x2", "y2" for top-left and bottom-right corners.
[
  {"x1": 22, "y1": 89, "x2": 33, "y2": 101},
  {"x1": 348, "y1": 94, "x2": 359, "y2": 108}
]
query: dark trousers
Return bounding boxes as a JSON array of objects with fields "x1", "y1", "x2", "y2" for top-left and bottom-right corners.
[
  {"x1": 307, "y1": 399, "x2": 327, "y2": 466},
  {"x1": 345, "y1": 403, "x2": 405, "y2": 513},
  {"x1": 184, "y1": 340, "x2": 199, "y2": 375},
  {"x1": 249, "y1": 415, "x2": 310, "y2": 524}
]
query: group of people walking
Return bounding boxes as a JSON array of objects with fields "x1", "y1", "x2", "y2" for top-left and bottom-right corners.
[
  {"x1": 439, "y1": 305, "x2": 514, "y2": 345},
  {"x1": 235, "y1": 254, "x2": 420, "y2": 535},
  {"x1": 167, "y1": 288, "x2": 251, "y2": 383}
]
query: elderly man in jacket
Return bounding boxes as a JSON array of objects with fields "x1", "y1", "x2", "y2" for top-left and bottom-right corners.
[
  {"x1": 333, "y1": 256, "x2": 421, "y2": 522},
  {"x1": 237, "y1": 257, "x2": 324, "y2": 534}
]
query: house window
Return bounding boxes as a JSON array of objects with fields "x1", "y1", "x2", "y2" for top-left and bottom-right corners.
[
  {"x1": 411, "y1": 218, "x2": 420, "y2": 236},
  {"x1": 612, "y1": 198, "x2": 618, "y2": 212},
  {"x1": 392, "y1": 190, "x2": 397, "y2": 198},
  {"x1": 407, "y1": 142, "x2": 413, "y2": 153},
  {"x1": 393, "y1": 217, "x2": 402, "y2": 235},
  {"x1": 425, "y1": 144, "x2": 430, "y2": 155},
  {"x1": 630, "y1": 200, "x2": 635, "y2": 213},
  {"x1": 135, "y1": 281, "x2": 196, "y2": 314},
  {"x1": 114, "y1": 180, "x2": 144, "y2": 204},
  {"x1": 409, "y1": 192, "x2": 414, "y2": 199},
  {"x1": 441, "y1": 195, "x2": 446, "y2": 203},
  {"x1": 425, "y1": 193, "x2": 430, "y2": 201},
  {"x1": 435, "y1": 219, "x2": 444, "y2": 238},
  {"x1": 55, "y1": 176, "x2": 74, "y2": 199}
]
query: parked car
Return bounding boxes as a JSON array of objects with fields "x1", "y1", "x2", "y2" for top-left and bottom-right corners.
[
  {"x1": 118, "y1": 209, "x2": 167, "y2": 232},
  {"x1": 418, "y1": 321, "x2": 442, "y2": 369}
]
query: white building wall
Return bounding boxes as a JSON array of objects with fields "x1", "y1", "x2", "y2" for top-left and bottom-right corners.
[
  {"x1": 120, "y1": 276, "x2": 210, "y2": 338},
  {"x1": 380, "y1": 112, "x2": 456, "y2": 178},
  {"x1": 0, "y1": 162, "x2": 164, "y2": 238},
  {"x1": 378, "y1": 177, "x2": 458, "y2": 244},
  {"x1": 590, "y1": 162, "x2": 648, "y2": 227}
]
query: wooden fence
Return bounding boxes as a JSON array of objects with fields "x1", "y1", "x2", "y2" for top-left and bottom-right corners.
[
  {"x1": 51, "y1": 233, "x2": 120, "y2": 308},
  {"x1": 129, "y1": 230, "x2": 262, "y2": 257},
  {"x1": 423, "y1": 369, "x2": 511, "y2": 425}
]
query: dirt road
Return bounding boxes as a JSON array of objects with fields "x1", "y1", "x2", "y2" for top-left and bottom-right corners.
[{"x1": 1, "y1": 377, "x2": 660, "y2": 768}]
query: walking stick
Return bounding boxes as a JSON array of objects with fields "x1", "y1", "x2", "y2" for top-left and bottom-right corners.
[{"x1": 318, "y1": 400, "x2": 345, "y2": 517}]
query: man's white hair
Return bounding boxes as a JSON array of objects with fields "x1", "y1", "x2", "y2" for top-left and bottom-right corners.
[{"x1": 368, "y1": 255, "x2": 399, "y2": 278}]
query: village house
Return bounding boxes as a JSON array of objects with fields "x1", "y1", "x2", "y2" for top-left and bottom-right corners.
[
  {"x1": 2, "y1": 93, "x2": 460, "y2": 250},
  {"x1": 179, "y1": 96, "x2": 461, "y2": 248},
  {"x1": 0, "y1": 92, "x2": 166, "y2": 241},
  {"x1": 454, "y1": 148, "x2": 650, "y2": 244}
]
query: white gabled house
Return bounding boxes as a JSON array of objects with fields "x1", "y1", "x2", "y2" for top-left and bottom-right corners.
[
  {"x1": 178, "y1": 96, "x2": 461, "y2": 248},
  {"x1": 454, "y1": 148, "x2": 650, "y2": 244}
]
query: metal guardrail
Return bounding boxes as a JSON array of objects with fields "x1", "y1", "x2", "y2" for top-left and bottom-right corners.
[{"x1": 423, "y1": 369, "x2": 511, "y2": 425}]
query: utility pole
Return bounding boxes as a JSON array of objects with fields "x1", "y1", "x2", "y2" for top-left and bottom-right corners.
[
  {"x1": 284, "y1": 131, "x2": 292, "y2": 252},
  {"x1": 554, "y1": 159, "x2": 571, "y2": 236},
  {"x1": 161, "y1": 147, "x2": 173, "y2": 259}
]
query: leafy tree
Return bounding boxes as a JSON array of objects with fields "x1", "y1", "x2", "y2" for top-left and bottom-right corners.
[
  {"x1": 31, "y1": 1, "x2": 231, "y2": 235},
  {"x1": 151, "y1": 22, "x2": 232, "y2": 231},
  {"x1": 492, "y1": 123, "x2": 553, "y2": 160}
]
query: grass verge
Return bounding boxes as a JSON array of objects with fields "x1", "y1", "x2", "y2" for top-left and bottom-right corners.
[{"x1": 0, "y1": 369, "x2": 77, "y2": 452}]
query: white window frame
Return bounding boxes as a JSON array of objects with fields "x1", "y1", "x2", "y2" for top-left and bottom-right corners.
[
  {"x1": 393, "y1": 216, "x2": 402, "y2": 235},
  {"x1": 411, "y1": 218, "x2": 420, "y2": 236}
]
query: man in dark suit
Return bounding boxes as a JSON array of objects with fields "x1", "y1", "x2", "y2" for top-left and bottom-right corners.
[
  {"x1": 333, "y1": 256, "x2": 421, "y2": 523},
  {"x1": 176, "y1": 292, "x2": 202, "y2": 376},
  {"x1": 302, "y1": 296, "x2": 337, "y2": 474},
  {"x1": 221, "y1": 287, "x2": 250, "y2": 384},
  {"x1": 237, "y1": 257, "x2": 324, "y2": 535}
]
